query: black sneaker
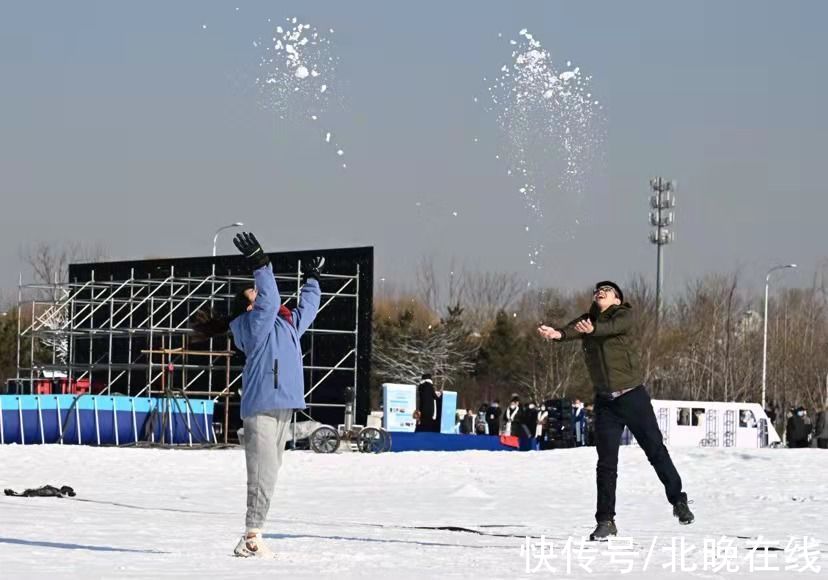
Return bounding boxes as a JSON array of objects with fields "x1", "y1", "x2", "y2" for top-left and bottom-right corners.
[
  {"x1": 589, "y1": 520, "x2": 618, "y2": 541},
  {"x1": 673, "y1": 498, "x2": 694, "y2": 525}
]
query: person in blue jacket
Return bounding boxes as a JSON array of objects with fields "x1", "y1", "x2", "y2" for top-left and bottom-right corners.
[{"x1": 192, "y1": 231, "x2": 322, "y2": 558}]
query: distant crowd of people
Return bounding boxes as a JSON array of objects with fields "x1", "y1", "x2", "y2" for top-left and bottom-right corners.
[
  {"x1": 414, "y1": 374, "x2": 828, "y2": 451},
  {"x1": 453, "y1": 396, "x2": 591, "y2": 447},
  {"x1": 785, "y1": 405, "x2": 828, "y2": 448},
  {"x1": 413, "y1": 374, "x2": 594, "y2": 448}
]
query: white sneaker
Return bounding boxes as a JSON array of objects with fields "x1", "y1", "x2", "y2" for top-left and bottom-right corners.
[{"x1": 233, "y1": 532, "x2": 275, "y2": 558}]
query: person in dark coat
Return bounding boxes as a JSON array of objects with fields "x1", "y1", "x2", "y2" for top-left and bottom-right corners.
[
  {"x1": 787, "y1": 407, "x2": 811, "y2": 448},
  {"x1": 815, "y1": 406, "x2": 828, "y2": 449},
  {"x1": 535, "y1": 403, "x2": 548, "y2": 448},
  {"x1": 460, "y1": 409, "x2": 475, "y2": 434},
  {"x1": 584, "y1": 404, "x2": 596, "y2": 446},
  {"x1": 415, "y1": 373, "x2": 443, "y2": 433},
  {"x1": 475, "y1": 404, "x2": 489, "y2": 434},
  {"x1": 803, "y1": 409, "x2": 814, "y2": 445},
  {"x1": 486, "y1": 400, "x2": 502, "y2": 436},
  {"x1": 573, "y1": 399, "x2": 588, "y2": 446},
  {"x1": 538, "y1": 280, "x2": 693, "y2": 540},
  {"x1": 814, "y1": 405, "x2": 828, "y2": 449},
  {"x1": 504, "y1": 395, "x2": 522, "y2": 437},
  {"x1": 522, "y1": 402, "x2": 538, "y2": 450}
]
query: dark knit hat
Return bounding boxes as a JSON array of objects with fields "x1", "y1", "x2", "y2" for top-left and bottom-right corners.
[
  {"x1": 230, "y1": 288, "x2": 253, "y2": 320},
  {"x1": 595, "y1": 281, "x2": 624, "y2": 302}
]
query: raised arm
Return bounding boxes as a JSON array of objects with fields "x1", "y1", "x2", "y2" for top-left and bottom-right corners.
[
  {"x1": 292, "y1": 256, "x2": 325, "y2": 336},
  {"x1": 292, "y1": 278, "x2": 321, "y2": 336},
  {"x1": 246, "y1": 264, "x2": 278, "y2": 339},
  {"x1": 231, "y1": 232, "x2": 276, "y2": 346}
]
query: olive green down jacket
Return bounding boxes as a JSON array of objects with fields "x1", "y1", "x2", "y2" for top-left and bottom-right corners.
[{"x1": 556, "y1": 303, "x2": 643, "y2": 395}]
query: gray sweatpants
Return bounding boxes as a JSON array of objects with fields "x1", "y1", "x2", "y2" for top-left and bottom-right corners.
[{"x1": 243, "y1": 409, "x2": 293, "y2": 531}]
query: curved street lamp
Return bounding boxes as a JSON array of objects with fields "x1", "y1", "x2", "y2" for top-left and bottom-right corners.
[
  {"x1": 761, "y1": 263, "x2": 797, "y2": 410},
  {"x1": 212, "y1": 222, "x2": 244, "y2": 257}
]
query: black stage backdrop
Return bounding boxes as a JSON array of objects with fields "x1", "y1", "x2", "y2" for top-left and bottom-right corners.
[{"x1": 68, "y1": 246, "x2": 373, "y2": 439}]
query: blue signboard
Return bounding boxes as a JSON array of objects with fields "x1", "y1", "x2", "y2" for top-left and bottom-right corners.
[
  {"x1": 381, "y1": 383, "x2": 417, "y2": 432},
  {"x1": 440, "y1": 391, "x2": 457, "y2": 434}
]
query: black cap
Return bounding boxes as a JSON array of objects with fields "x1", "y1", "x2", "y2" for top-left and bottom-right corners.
[
  {"x1": 421, "y1": 373, "x2": 433, "y2": 381},
  {"x1": 595, "y1": 280, "x2": 623, "y2": 302}
]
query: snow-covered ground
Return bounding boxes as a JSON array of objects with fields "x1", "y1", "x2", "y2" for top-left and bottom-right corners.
[{"x1": 0, "y1": 444, "x2": 825, "y2": 579}]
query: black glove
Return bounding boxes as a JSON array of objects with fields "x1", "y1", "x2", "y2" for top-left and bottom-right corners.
[
  {"x1": 302, "y1": 256, "x2": 325, "y2": 282},
  {"x1": 233, "y1": 232, "x2": 270, "y2": 271}
]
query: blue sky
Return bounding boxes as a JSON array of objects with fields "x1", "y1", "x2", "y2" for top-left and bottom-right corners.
[{"x1": 1, "y1": 1, "x2": 825, "y2": 301}]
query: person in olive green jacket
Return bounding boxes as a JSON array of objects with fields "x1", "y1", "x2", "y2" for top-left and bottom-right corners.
[{"x1": 538, "y1": 281, "x2": 693, "y2": 541}]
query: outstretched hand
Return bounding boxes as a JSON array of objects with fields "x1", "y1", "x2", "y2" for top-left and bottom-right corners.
[
  {"x1": 574, "y1": 319, "x2": 594, "y2": 334},
  {"x1": 302, "y1": 256, "x2": 325, "y2": 282},
  {"x1": 537, "y1": 325, "x2": 562, "y2": 341},
  {"x1": 233, "y1": 232, "x2": 269, "y2": 270},
  {"x1": 233, "y1": 232, "x2": 263, "y2": 258}
]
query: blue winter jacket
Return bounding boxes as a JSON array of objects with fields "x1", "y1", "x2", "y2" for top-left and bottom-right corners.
[{"x1": 229, "y1": 264, "x2": 321, "y2": 419}]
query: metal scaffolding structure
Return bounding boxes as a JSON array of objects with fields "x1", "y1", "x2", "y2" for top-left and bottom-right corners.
[{"x1": 15, "y1": 259, "x2": 365, "y2": 443}]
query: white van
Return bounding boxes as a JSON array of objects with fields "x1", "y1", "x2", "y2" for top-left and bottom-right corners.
[{"x1": 623, "y1": 399, "x2": 781, "y2": 448}]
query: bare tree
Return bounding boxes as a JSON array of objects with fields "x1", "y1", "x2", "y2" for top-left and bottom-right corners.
[
  {"x1": 379, "y1": 261, "x2": 828, "y2": 425},
  {"x1": 18, "y1": 241, "x2": 109, "y2": 365},
  {"x1": 415, "y1": 255, "x2": 440, "y2": 312},
  {"x1": 21, "y1": 240, "x2": 109, "y2": 288},
  {"x1": 514, "y1": 287, "x2": 586, "y2": 401},
  {"x1": 415, "y1": 255, "x2": 465, "y2": 314},
  {"x1": 373, "y1": 302, "x2": 479, "y2": 387},
  {"x1": 460, "y1": 269, "x2": 526, "y2": 328}
]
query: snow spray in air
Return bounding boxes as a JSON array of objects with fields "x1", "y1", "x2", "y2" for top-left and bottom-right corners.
[
  {"x1": 479, "y1": 29, "x2": 605, "y2": 275},
  {"x1": 254, "y1": 17, "x2": 348, "y2": 169}
]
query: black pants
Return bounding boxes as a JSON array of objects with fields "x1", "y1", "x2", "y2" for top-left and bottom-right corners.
[{"x1": 594, "y1": 386, "x2": 685, "y2": 522}]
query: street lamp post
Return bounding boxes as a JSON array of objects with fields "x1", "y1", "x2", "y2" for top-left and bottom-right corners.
[
  {"x1": 761, "y1": 263, "x2": 797, "y2": 410},
  {"x1": 212, "y1": 222, "x2": 244, "y2": 257},
  {"x1": 208, "y1": 222, "x2": 242, "y2": 420}
]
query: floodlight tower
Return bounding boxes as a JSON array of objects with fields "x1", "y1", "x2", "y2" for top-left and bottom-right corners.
[{"x1": 649, "y1": 177, "x2": 676, "y2": 330}]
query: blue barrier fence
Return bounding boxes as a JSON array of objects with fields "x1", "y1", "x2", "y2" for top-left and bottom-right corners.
[
  {"x1": 388, "y1": 432, "x2": 519, "y2": 452},
  {"x1": 0, "y1": 395, "x2": 215, "y2": 446}
]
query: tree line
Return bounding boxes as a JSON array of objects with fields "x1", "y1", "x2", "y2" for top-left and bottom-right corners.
[
  {"x1": 372, "y1": 260, "x2": 828, "y2": 425},
  {"x1": 2, "y1": 243, "x2": 826, "y2": 429}
]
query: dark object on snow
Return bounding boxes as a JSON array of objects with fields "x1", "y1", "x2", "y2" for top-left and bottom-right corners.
[{"x1": 4, "y1": 485, "x2": 76, "y2": 498}]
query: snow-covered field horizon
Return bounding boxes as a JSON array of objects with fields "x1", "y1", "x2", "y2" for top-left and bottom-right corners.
[{"x1": 1, "y1": 445, "x2": 826, "y2": 579}]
